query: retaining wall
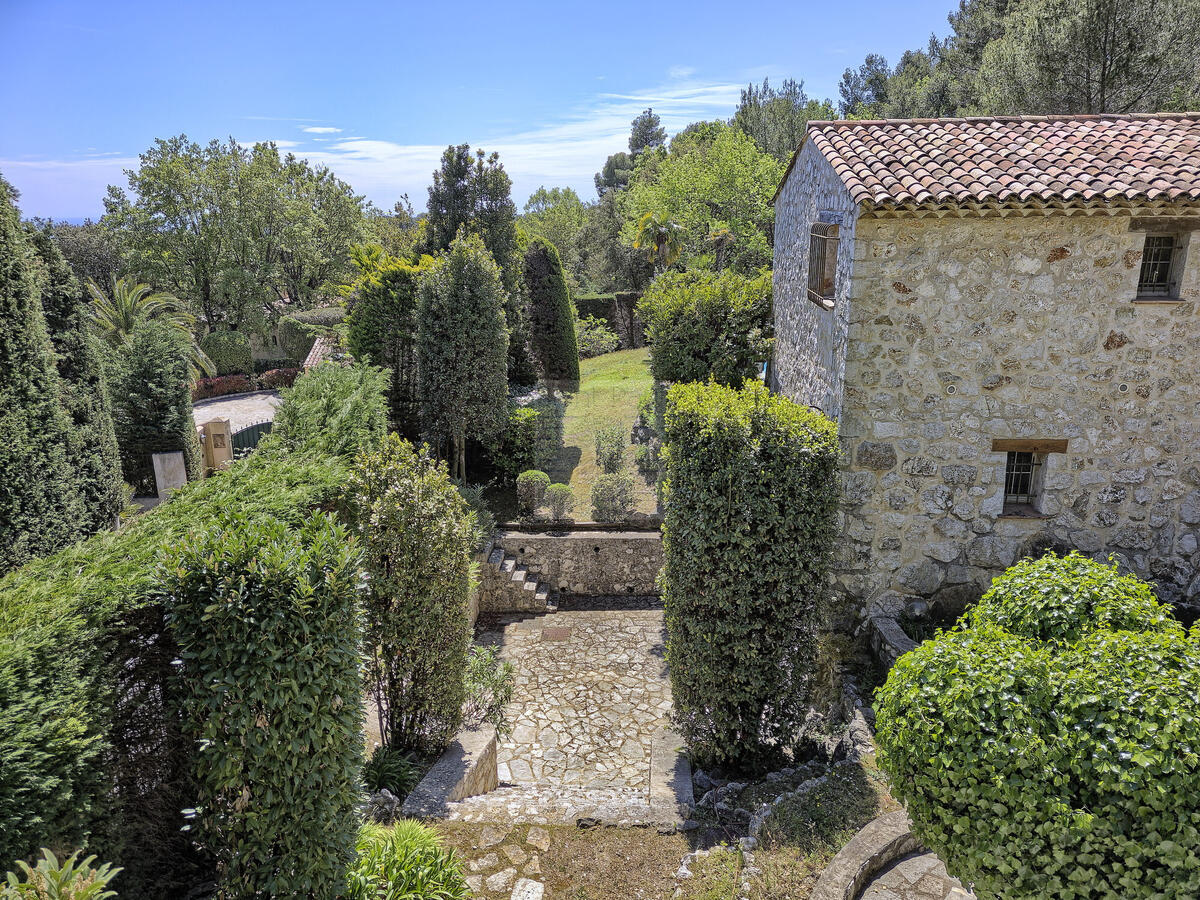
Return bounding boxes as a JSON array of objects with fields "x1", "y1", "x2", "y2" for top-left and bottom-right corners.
[{"x1": 494, "y1": 529, "x2": 663, "y2": 596}]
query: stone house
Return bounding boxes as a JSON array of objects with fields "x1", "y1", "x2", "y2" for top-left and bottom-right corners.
[{"x1": 770, "y1": 113, "x2": 1200, "y2": 620}]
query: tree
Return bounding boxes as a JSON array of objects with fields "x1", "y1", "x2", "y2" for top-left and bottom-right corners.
[
  {"x1": 417, "y1": 230, "x2": 510, "y2": 481},
  {"x1": 350, "y1": 436, "x2": 475, "y2": 752},
  {"x1": 366, "y1": 195, "x2": 424, "y2": 260},
  {"x1": 522, "y1": 236, "x2": 579, "y2": 383},
  {"x1": 0, "y1": 179, "x2": 87, "y2": 573},
  {"x1": 978, "y1": 0, "x2": 1200, "y2": 114},
  {"x1": 733, "y1": 78, "x2": 837, "y2": 162},
  {"x1": 576, "y1": 190, "x2": 653, "y2": 292},
  {"x1": 520, "y1": 186, "x2": 589, "y2": 289},
  {"x1": 27, "y1": 218, "x2": 124, "y2": 288},
  {"x1": 629, "y1": 108, "x2": 667, "y2": 155},
  {"x1": 838, "y1": 53, "x2": 892, "y2": 116},
  {"x1": 593, "y1": 151, "x2": 634, "y2": 196},
  {"x1": 424, "y1": 145, "x2": 536, "y2": 384},
  {"x1": 633, "y1": 212, "x2": 684, "y2": 273},
  {"x1": 103, "y1": 135, "x2": 367, "y2": 331},
  {"x1": 26, "y1": 226, "x2": 124, "y2": 533}
]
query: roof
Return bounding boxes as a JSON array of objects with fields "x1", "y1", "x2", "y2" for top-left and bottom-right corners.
[
  {"x1": 303, "y1": 334, "x2": 333, "y2": 369},
  {"x1": 781, "y1": 113, "x2": 1200, "y2": 213}
]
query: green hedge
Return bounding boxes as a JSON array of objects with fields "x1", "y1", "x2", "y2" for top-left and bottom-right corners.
[
  {"x1": 876, "y1": 553, "x2": 1200, "y2": 899},
  {"x1": 270, "y1": 362, "x2": 388, "y2": 459},
  {"x1": 199, "y1": 329, "x2": 253, "y2": 375},
  {"x1": 279, "y1": 306, "x2": 346, "y2": 361},
  {"x1": 661, "y1": 380, "x2": 839, "y2": 770},
  {"x1": 0, "y1": 449, "x2": 351, "y2": 897},
  {"x1": 523, "y1": 237, "x2": 579, "y2": 382},
  {"x1": 163, "y1": 513, "x2": 364, "y2": 898}
]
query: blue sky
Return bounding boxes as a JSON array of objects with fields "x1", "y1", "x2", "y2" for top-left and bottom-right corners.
[{"x1": 1, "y1": 0, "x2": 952, "y2": 220}]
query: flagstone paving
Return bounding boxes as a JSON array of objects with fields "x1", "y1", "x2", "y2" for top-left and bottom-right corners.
[{"x1": 859, "y1": 851, "x2": 975, "y2": 900}]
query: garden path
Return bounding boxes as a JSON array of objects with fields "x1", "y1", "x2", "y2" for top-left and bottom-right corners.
[
  {"x1": 192, "y1": 390, "x2": 280, "y2": 432},
  {"x1": 859, "y1": 851, "x2": 974, "y2": 900}
]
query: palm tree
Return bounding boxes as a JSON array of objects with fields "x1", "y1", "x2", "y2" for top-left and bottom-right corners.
[
  {"x1": 87, "y1": 275, "x2": 213, "y2": 378},
  {"x1": 633, "y1": 211, "x2": 684, "y2": 274}
]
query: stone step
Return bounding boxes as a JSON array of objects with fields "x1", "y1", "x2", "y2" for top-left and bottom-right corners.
[
  {"x1": 534, "y1": 588, "x2": 549, "y2": 603},
  {"x1": 522, "y1": 578, "x2": 539, "y2": 593},
  {"x1": 442, "y1": 783, "x2": 677, "y2": 827},
  {"x1": 511, "y1": 564, "x2": 528, "y2": 582},
  {"x1": 501, "y1": 556, "x2": 517, "y2": 574},
  {"x1": 488, "y1": 548, "x2": 505, "y2": 567}
]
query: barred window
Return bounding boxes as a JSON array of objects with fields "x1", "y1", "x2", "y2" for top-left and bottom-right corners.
[
  {"x1": 1136, "y1": 233, "x2": 1183, "y2": 298},
  {"x1": 1003, "y1": 451, "x2": 1043, "y2": 514},
  {"x1": 807, "y1": 222, "x2": 839, "y2": 309}
]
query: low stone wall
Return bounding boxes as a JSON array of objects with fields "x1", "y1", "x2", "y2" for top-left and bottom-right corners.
[
  {"x1": 402, "y1": 726, "x2": 498, "y2": 818},
  {"x1": 811, "y1": 810, "x2": 921, "y2": 900},
  {"x1": 493, "y1": 530, "x2": 663, "y2": 596}
]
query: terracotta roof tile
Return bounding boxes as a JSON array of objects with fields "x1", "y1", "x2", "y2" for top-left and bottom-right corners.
[{"x1": 793, "y1": 113, "x2": 1200, "y2": 210}]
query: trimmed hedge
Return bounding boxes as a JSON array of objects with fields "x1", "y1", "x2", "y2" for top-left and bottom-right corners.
[
  {"x1": 523, "y1": 236, "x2": 580, "y2": 382},
  {"x1": 661, "y1": 380, "x2": 839, "y2": 769},
  {"x1": 876, "y1": 552, "x2": 1200, "y2": 900},
  {"x1": 516, "y1": 470, "x2": 550, "y2": 514},
  {"x1": 163, "y1": 513, "x2": 364, "y2": 898},
  {"x1": 199, "y1": 329, "x2": 253, "y2": 375},
  {"x1": 278, "y1": 306, "x2": 346, "y2": 361},
  {"x1": 192, "y1": 373, "x2": 252, "y2": 401}
]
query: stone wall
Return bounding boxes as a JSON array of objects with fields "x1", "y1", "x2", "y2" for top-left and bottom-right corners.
[
  {"x1": 771, "y1": 142, "x2": 860, "y2": 417},
  {"x1": 824, "y1": 212, "x2": 1200, "y2": 616},
  {"x1": 494, "y1": 530, "x2": 663, "y2": 596}
]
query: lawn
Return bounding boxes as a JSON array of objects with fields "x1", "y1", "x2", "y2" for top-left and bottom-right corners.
[{"x1": 547, "y1": 347, "x2": 657, "y2": 518}]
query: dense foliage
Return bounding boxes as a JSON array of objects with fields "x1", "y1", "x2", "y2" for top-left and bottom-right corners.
[
  {"x1": 350, "y1": 436, "x2": 475, "y2": 752},
  {"x1": 545, "y1": 483, "x2": 575, "y2": 521},
  {"x1": 662, "y1": 380, "x2": 840, "y2": 769},
  {"x1": 109, "y1": 320, "x2": 203, "y2": 493},
  {"x1": 163, "y1": 513, "x2": 364, "y2": 899},
  {"x1": 462, "y1": 646, "x2": 516, "y2": 736},
  {"x1": 270, "y1": 362, "x2": 388, "y2": 459},
  {"x1": 488, "y1": 405, "x2": 541, "y2": 483},
  {"x1": 198, "y1": 329, "x2": 252, "y2": 375},
  {"x1": 575, "y1": 314, "x2": 621, "y2": 358},
  {"x1": 345, "y1": 823, "x2": 468, "y2": 900},
  {"x1": 519, "y1": 187, "x2": 588, "y2": 291},
  {"x1": 733, "y1": 78, "x2": 837, "y2": 162},
  {"x1": 876, "y1": 553, "x2": 1200, "y2": 899},
  {"x1": 594, "y1": 425, "x2": 625, "y2": 474},
  {"x1": 590, "y1": 473, "x2": 635, "y2": 523},
  {"x1": 278, "y1": 305, "x2": 346, "y2": 362},
  {"x1": 516, "y1": 470, "x2": 550, "y2": 515},
  {"x1": 639, "y1": 269, "x2": 773, "y2": 385},
  {"x1": 3, "y1": 848, "x2": 121, "y2": 900},
  {"x1": 523, "y1": 236, "x2": 580, "y2": 382}
]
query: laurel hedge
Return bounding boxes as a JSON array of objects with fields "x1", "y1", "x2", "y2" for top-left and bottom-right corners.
[
  {"x1": 199, "y1": 329, "x2": 253, "y2": 375},
  {"x1": 661, "y1": 380, "x2": 839, "y2": 769},
  {"x1": 876, "y1": 553, "x2": 1200, "y2": 900}
]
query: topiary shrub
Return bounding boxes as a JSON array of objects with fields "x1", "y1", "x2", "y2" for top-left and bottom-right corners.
[
  {"x1": 575, "y1": 315, "x2": 620, "y2": 358},
  {"x1": 345, "y1": 823, "x2": 468, "y2": 900},
  {"x1": 270, "y1": 362, "x2": 388, "y2": 459},
  {"x1": 516, "y1": 470, "x2": 550, "y2": 515},
  {"x1": 662, "y1": 380, "x2": 839, "y2": 770},
  {"x1": 523, "y1": 236, "x2": 580, "y2": 382},
  {"x1": 350, "y1": 436, "x2": 475, "y2": 753},
  {"x1": 591, "y1": 473, "x2": 635, "y2": 523},
  {"x1": 545, "y1": 483, "x2": 575, "y2": 522},
  {"x1": 162, "y1": 512, "x2": 364, "y2": 899},
  {"x1": 594, "y1": 425, "x2": 626, "y2": 474},
  {"x1": 278, "y1": 306, "x2": 346, "y2": 361},
  {"x1": 199, "y1": 329, "x2": 252, "y2": 375},
  {"x1": 876, "y1": 552, "x2": 1200, "y2": 900}
]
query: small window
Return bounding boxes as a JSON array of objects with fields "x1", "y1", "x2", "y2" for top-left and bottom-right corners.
[
  {"x1": 1003, "y1": 451, "x2": 1044, "y2": 515},
  {"x1": 807, "y1": 222, "x2": 839, "y2": 309},
  {"x1": 1136, "y1": 233, "x2": 1184, "y2": 298}
]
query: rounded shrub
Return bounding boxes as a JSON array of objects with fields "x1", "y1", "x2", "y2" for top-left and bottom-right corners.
[
  {"x1": 516, "y1": 470, "x2": 550, "y2": 514},
  {"x1": 594, "y1": 425, "x2": 626, "y2": 474},
  {"x1": 345, "y1": 823, "x2": 468, "y2": 900},
  {"x1": 876, "y1": 552, "x2": 1200, "y2": 900},
  {"x1": 590, "y1": 473, "x2": 634, "y2": 523},
  {"x1": 545, "y1": 483, "x2": 575, "y2": 521},
  {"x1": 199, "y1": 329, "x2": 252, "y2": 375}
]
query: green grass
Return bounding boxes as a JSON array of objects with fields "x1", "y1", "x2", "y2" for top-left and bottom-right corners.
[{"x1": 547, "y1": 347, "x2": 657, "y2": 517}]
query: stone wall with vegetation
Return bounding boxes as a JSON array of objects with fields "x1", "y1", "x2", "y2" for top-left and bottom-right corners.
[
  {"x1": 828, "y1": 211, "x2": 1200, "y2": 616},
  {"x1": 495, "y1": 530, "x2": 663, "y2": 596}
]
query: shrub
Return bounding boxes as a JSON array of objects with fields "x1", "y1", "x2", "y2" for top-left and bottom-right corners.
[
  {"x1": 257, "y1": 367, "x2": 300, "y2": 390},
  {"x1": 462, "y1": 646, "x2": 516, "y2": 737},
  {"x1": 350, "y1": 436, "x2": 475, "y2": 752},
  {"x1": 110, "y1": 319, "x2": 203, "y2": 494},
  {"x1": 575, "y1": 314, "x2": 620, "y2": 358},
  {"x1": 191, "y1": 373, "x2": 252, "y2": 401},
  {"x1": 270, "y1": 362, "x2": 388, "y2": 458},
  {"x1": 876, "y1": 553, "x2": 1200, "y2": 900},
  {"x1": 638, "y1": 269, "x2": 773, "y2": 385},
  {"x1": 545, "y1": 483, "x2": 575, "y2": 521},
  {"x1": 362, "y1": 746, "x2": 422, "y2": 799},
  {"x1": 278, "y1": 306, "x2": 346, "y2": 361},
  {"x1": 591, "y1": 473, "x2": 635, "y2": 523},
  {"x1": 516, "y1": 470, "x2": 551, "y2": 514},
  {"x1": 453, "y1": 481, "x2": 496, "y2": 551},
  {"x1": 662, "y1": 380, "x2": 839, "y2": 770},
  {"x1": 345, "y1": 823, "x2": 468, "y2": 900},
  {"x1": 198, "y1": 329, "x2": 252, "y2": 375},
  {"x1": 163, "y1": 513, "x2": 364, "y2": 899},
  {"x1": 523, "y1": 236, "x2": 580, "y2": 382},
  {"x1": 3, "y1": 848, "x2": 121, "y2": 900},
  {"x1": 488, "y1": 405, "x2": 541, "y2": 483},
  {"x1": 594, "y1": 425, "x2": 626, "y2": 474}
]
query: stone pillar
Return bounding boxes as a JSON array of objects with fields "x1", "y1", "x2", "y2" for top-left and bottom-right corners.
[{"x1": 200, "y1": 418, "x2": 234, "y2": 473}]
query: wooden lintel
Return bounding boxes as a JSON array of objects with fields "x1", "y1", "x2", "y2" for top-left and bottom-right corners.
[
  {"x1": 991, "y1": 438, "x2": 1069, "y2": 454},
  {"x1": 1128, "y1": 217, "x2": 1200, "y2": 233}
]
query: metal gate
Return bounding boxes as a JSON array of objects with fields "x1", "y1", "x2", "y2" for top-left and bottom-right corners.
[{"x1": 231, "y1": 420, "x2": 273, "y2": 454}]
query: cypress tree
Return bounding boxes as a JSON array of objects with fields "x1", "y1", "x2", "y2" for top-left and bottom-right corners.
[
  {"x1": 523, "y1": 236, "x2": 580, "y2": 384},
  {"x1": 0, "y1": 179, "x2": 86, "y2": 573},
  {"x1": 27, "y1": 227, "x2": 124, "y2": 531}
]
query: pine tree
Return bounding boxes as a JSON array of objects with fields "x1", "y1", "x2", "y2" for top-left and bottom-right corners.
[
  {"x1": 523, "y1": 237, "x2": 579, "y2": 384},
  {"x1": 28, "y1": 227, "x2": 124, "y2": 531},
  {"x1": 0, "y1": 179, "x2": 86, "y2": 573}
]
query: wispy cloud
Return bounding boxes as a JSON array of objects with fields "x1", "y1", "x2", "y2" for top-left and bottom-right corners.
[{"x1": 302, "y1": 126, "x2": 342, "y2": 134}]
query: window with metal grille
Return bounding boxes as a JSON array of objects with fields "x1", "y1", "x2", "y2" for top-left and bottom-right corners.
[
  {"x1": 807, "y1": 222, "x2": 839, "y2": 309},
  {"x1": 1137, "y1": 234, "x2": 1181, "y2": 297},
  {"x1": 1003, "y1": 451, "x2": 1043, "y2": 513}
]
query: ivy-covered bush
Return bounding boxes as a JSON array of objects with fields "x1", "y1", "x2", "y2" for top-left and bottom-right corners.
[
  {"x1": 198, "y1": 329, "x2": 252, "y2": 376},
  {"x1": 594, "y1": 425, "x2": 626, "y2": 474},
  {"x1": 638, "y1": 269, "x2": 772, "y2": 385},
  {"x1": 516, "y1": 470, "x2": 550, "y2": 514},
  {"x1": 270, "y1": 362, "x2": 388, "y2": 458},
  {"x1": 876, "y1": 553, "x2": 1200, "y2": 900},
  {"x1": 545, "y1": 483, "x2": 575, "y2": 521},
  {"x1": 278, "y1": 306, "x2": 346, "y2": 361},
  {"x1": 591, "y1": 473, "x2": 635, "y2": 523},
  {"x1": 163, "y1": 513, "x2": 364, "y2": 899},
  {"x1": 575, "y1": 314, "x2": 621, "y2": 358},
  {"x1": 350, "y1": 436, "x2": 475, "y2": 752},
  {"x1": 662, "y1": 380, "x2": 839, "y2": 769},
  {"x1": 345, "y1": 823, "x2": 468, "y2": 900},
  {"x1": 523, "y1": 236, "x2": 580, "y2": 382}
]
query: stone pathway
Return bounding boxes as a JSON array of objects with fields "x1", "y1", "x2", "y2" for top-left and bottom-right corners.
[
  {"x1": 859, "y1": 852, "x2": 975, "y2": 900},
  {"x1": 447, "y1": 597, "x2": 676, "y2": 824},
  {"x1": 458, "y1": 824, "x2": 550, "y2": 899},
  {"x1": 192, "y1": 390, "x2": 280, "y2": 432}
]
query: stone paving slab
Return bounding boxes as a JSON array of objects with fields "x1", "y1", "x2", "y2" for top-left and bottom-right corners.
[{"x1": 859, "y1": 852, "x2": 974, "y2": 900}]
